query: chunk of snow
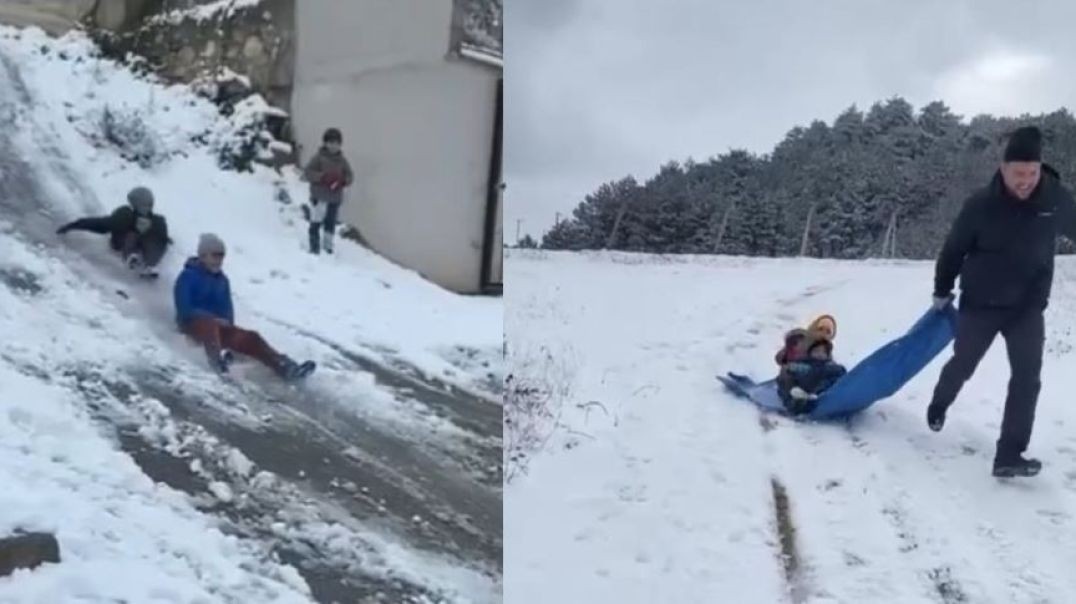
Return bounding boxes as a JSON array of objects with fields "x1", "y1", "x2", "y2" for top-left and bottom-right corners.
[{"x1": 208, "y1": 481, "x2": 234, "y2": 503}]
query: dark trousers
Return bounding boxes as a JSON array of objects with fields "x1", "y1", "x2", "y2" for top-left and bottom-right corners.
[
  {"x1": 308, "y1": 200, "x2": 341, "y2": 253},
  {"x1": 929, "y1": 306, "x2": 1045, "y2": 461},
  {"x1": 116, "y1": 231, "x2": 166, "y2": 267}
]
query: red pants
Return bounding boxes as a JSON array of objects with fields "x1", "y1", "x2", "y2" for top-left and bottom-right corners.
[{"x1": 184, "y1": 316, "x2": 280, "y2": 370}]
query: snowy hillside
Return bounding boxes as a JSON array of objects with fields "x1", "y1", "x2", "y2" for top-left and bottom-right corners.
[
  {"x1": 506, "y1": 249, "x2": 1076, "y2": 604},
  {"x1": 0, "y1": 25, "x2": 500, "y2": 604}
]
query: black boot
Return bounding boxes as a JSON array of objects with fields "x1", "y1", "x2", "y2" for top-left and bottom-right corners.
[
  {"x1": 992, "y1": 455, "x2": 1042, "y2": 478},
  {"x1": 927, "y1": 403, "x2": 946, "y2": 432},
  {"x1": 273, "y1": 354, "x2": 315, "y2": 381},
  {"x1": 308, "y1": 222, "x2": 321, "y2": 254}
]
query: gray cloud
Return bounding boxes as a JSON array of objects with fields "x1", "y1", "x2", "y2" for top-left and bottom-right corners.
[{"x1": 506, "y1": 0, "x2": 1076, "y2": 240}]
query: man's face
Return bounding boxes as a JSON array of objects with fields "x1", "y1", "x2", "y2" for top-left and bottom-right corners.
[
  {"x1": 325, "y1": 141, "x2": 342, "y2": 154},
  {"x1": 1001, "y1": 161, "x2": 1041, "y2": 200},
  {"x1": 201, "y1": 251, "x2": 225, "y2": 273}
]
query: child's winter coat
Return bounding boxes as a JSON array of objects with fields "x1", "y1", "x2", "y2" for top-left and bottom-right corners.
[{"x1": 777, "y1": 338, "x2": 847, "y2": 412}]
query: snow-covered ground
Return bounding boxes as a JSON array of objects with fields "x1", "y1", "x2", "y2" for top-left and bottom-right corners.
[
  {"x1": 0, "y1": 24, "x2": 501, "y2": 604},
  {"x1": 506, "y1": 249, "x2": 1076, "y2": 604}
]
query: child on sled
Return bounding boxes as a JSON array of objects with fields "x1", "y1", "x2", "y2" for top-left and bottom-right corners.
[{"x1": 774, "y1": 315, "x2": 846, "y2": 414}]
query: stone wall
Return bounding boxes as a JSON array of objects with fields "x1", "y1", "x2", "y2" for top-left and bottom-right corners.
[
  {"x1": 91, "y1": 0, "x2": 295, "y2": 113},
  {"x1": 0, "y1": 0, "x2": 97, "y2": 34}
]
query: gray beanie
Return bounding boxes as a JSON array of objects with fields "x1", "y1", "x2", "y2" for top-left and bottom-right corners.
[
  {"x1": 197, "y1": 233, "x2": 226, "y2": 256},
  {"x1": 127, "y1": 186, "x2": 154, "y2": 214}
]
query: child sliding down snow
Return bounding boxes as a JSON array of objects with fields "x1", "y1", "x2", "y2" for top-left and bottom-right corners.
[{"x1": 776, "y1": 337, "x2": 847, "y2": 414}]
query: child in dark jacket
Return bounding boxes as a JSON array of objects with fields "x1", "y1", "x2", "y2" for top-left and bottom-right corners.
[
  {"x1": 303, "y1": 127, "x2": 354, "y2": 255},
  {"x1": 777, "y1": 338, "x2": 847, "y2": 414},
  {"x1": 56, "y1": 186, "x2": 170, "y2": 277}
]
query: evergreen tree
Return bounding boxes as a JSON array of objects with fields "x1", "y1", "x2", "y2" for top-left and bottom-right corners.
[{"x1": 541, "y1": 97, "x2": 1076, "y2": 259}]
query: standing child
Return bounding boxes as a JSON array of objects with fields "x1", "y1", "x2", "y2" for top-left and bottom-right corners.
[{"x1": 303, "y1": 127, "x2": 354, "y2": 255}]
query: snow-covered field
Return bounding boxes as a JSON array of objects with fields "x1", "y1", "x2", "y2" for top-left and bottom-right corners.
[
  {"x1": 506, "y1": 249, "x2": 1076, "y2": 604},
  {"x1": 0, "y1": 25, "x2": 501, "y2": 603}
]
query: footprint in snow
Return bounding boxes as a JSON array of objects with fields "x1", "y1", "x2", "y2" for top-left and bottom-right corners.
[
  {"x1": 616, "y1": 484, "x2": 647, "y2": 503},
  {"x1": 843, "y1": 551, "x2": 867, "y2": 567},
  {"x1": 573, "y1": 527, "x2": 595, "y2": 542},
  {"x1": 1035, "y1": 509, "x2": 1071, "y2": 525}
]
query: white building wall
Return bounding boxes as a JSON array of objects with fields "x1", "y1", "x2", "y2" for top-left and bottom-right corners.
[{"x1": 292, "y1": 0, "x2": 497, "y2": 293}]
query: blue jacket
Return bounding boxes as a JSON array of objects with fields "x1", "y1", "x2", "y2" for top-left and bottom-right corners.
[{"x1": 173, "y1": 257, "x2": 234, "y2": 326}]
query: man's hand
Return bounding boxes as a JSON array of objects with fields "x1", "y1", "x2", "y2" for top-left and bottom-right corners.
[{"x1": 932, "y1": 294, "x2": 953, "y2": 310}]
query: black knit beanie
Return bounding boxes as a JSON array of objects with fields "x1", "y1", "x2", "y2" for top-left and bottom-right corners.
[
  {"x1": 1003, "y1": 126, "x2": 1042, "y2": 162},
  {"x1": 808, "y1": 338, "x2": 832, "y2": 357},
  {"x1": 323, "y1": 128, "x2": 342, "y2": 143}
]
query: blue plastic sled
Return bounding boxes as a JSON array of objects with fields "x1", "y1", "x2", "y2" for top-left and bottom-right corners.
[{"x1": 718, "y1": 305, "x2": 958, "y2": 420}]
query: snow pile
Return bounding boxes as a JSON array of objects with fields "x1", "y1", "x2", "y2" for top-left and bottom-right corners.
[
  {"x1": 148, "y1": 0, "x2": 265, "y2": 26},
  {"x1": 506, "y1": 249, "x2": 1076, "y2": 603}
]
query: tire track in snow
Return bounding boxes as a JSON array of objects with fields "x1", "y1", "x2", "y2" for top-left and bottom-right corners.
[
  {"x1": 761, "y1": 414, "x2": 940, "y2": 602},
  {"x1": 848, "y1": 409, "x2": 1076, "y2": 602},
  {"x1": 743, "y1": 347, "x2": 976, "y2": 601},
  {"x1": 717, "y1": 278, "x2": 863, "y2": 602}
]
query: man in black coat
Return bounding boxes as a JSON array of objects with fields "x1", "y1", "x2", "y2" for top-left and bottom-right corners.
[
  {"x1": 57, "y1": 186, "x2": 170, "y2": 277},
  {"x1": 929, "y1": 125, "x2": 1076, "y2": 477}
]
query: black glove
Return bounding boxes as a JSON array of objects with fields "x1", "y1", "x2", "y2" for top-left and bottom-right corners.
[{"x1": 56, "y1": 223, "x2": 72, "y2": 235}]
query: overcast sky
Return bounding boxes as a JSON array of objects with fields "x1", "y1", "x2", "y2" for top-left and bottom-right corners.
[{"x1": 505, "y1": 0, "x2": 1076, "y2": 241}]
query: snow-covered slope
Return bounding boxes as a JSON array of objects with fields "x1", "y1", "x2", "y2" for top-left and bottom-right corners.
[
  {"x1": 0, "y1": 25, "x2": 500, "y2": 603},
  {"x1": 506, "y1": 249, "x2": 1076, "y2": 604},
  {"x1": 1, "y1": 26, "x2": 502, "y2": 401}
]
